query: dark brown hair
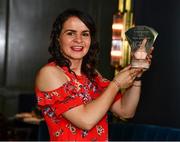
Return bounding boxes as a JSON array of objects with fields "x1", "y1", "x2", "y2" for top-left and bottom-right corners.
[{"x1": 48, "y1": 8, "x2": 99, "y2": 81}]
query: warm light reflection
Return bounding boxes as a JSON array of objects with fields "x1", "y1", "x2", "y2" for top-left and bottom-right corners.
[
  {"x1": 111, "y1": 50, "x2": 122, "y2": 57},
  {"x1": 111, "y1": 11, "x2": 123, "y2": 68},
  {"x1": 111, "y1": 0, "x2": 133, "y2": 69},
  {"x1": 126, "y1": 0, "x2": 131, "y2": 11},
  {"x1": 112, "y1": 23, "x2": 123, "y2": 30}
]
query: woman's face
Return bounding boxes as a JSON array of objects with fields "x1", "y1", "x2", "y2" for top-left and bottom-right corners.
[{"x1": 59, "y1": 16, "x2": 91, "y2": 61}]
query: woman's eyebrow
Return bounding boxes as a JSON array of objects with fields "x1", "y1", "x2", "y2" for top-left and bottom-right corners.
[
  {"x1": 63, "y1": 29, "x2": 76, "y2": 33},
  {"x1": 63, "y1": 29, "x2": 90, "y2": 33}
]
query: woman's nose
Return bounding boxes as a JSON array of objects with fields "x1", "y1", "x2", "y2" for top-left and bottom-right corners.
[{"x1": 73, "y1": 34, "x2": 83, "y2": 43}]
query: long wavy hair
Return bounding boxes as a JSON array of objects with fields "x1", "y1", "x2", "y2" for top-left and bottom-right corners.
[{"x1": 48, "y1": 8, "x2": 99, "y2": 82}]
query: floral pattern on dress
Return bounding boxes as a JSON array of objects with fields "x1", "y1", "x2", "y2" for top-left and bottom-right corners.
[
  {"x1": 82, "y1": 130, "x2": 89, "y2": 138},
  {"x1": 54, "y1": 128, "x2": 64, "y2": 137},
  {"x1": 66, "y1": 123, "x2": 77, "y2": 135},
  {"x1": 96, "y1": 125, "x2": 105, "y2": 136},
  {"x1": 35, "y1": 63, "x2": 121, "y2": 141}
]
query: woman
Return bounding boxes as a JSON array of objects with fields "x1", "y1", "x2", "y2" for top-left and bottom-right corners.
[{"x1": 35, "y1": 8, "x2": 151, "y2": 141}]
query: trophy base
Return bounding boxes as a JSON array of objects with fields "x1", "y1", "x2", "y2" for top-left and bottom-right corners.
[{"x1": 131, "y1": 59, "x2": 150, "y2": 69}]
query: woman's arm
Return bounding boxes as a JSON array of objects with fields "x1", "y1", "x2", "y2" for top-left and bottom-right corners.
[
  {"x1": 110, "y1": 80, "x2": 141, "y2": 119},
  {"x1": 110, "y1": 39, "x2": 154, "y2": 119},
  {"x1": 35, "y1": 65, "x2": 139, "y2": 130}
]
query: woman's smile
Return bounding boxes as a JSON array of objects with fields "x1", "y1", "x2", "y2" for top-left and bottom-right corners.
[
  {"x1": 59, "y1": 16, "x2": 91, "y2": 60},
  {"x1": 70, "y1": 45, "x2": 84, "y2": 52}
]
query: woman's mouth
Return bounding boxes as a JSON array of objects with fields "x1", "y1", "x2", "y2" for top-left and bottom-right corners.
[{"x1": 71, "y1": 46, "x2": 83, "y2": 51}]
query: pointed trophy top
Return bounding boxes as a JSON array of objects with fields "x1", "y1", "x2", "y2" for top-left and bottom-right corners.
[{"x1": 125, "y1": 26, "x2": 158, "y2": 53}]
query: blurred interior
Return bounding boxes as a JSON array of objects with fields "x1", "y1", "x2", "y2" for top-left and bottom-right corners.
[{"x1": 1, "y1": 0, "x2": 180, "y2": 140}]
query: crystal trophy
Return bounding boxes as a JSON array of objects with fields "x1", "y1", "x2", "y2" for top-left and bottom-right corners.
[{"x1": 125, "y1": 26, "x2": 158, "y2": 68}]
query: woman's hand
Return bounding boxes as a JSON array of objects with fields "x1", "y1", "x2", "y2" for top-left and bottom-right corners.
[{"x1": 113, "y1": 65, "x2": 142, "y2": 89}]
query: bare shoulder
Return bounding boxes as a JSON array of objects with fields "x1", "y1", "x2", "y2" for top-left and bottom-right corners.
[{"x1": 35, "y1": 65, "x2": 68, "y2": 91}]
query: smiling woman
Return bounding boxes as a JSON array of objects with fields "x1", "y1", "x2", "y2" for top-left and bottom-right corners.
[
  {"x1": 58, "y1": 16, "x2": 91, "y2": 61},
  {"x1": 35, "y1": 8, "x2": 152, "y2": 141}
]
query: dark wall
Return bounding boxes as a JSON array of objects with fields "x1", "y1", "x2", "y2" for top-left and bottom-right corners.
[
  {"x1": 132, "y1": 0, "x2": 180, "y2": 128},
  {"x1": 0, "y1": 0, "x2": 7, "y2": 85}
]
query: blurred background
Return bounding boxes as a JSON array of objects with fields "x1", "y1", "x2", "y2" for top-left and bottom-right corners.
[{"x1": 0, "y1": 0, "x2": 180, "y2": 140}]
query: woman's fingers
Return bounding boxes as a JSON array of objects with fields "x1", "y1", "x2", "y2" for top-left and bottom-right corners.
[
  {"x1": 129, "y1": 68, "x2": 142, "y2": 79},
  {"x1": 120, "y1": 65, "x2": 131, "y2": 72}
]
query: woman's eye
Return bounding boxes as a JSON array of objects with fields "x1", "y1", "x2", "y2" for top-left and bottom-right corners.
[
  {"x1": 66, "y1": 32, "x2": 74, "y2": 36},
  {"x1": 82, "y1": 32, "x2": 90, "y2": 37}
]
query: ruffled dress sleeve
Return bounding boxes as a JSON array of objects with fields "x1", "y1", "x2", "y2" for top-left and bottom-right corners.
[{"x1": 35, "y1": 80, "x2": 84, "y2": 117}]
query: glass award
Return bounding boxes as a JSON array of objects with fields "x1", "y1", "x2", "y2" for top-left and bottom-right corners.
[{"x1": 125, "y1": 26, "x2": 158, "y2": 68}]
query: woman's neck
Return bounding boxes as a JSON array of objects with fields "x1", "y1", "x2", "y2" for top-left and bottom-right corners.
[{"x1": 70, "y1": 59, "x2": 82, "y2": 75}]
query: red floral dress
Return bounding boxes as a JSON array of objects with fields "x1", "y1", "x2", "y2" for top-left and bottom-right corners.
[{"x1": 35, "y1": 62, "x2": 122, "y2": 141}]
